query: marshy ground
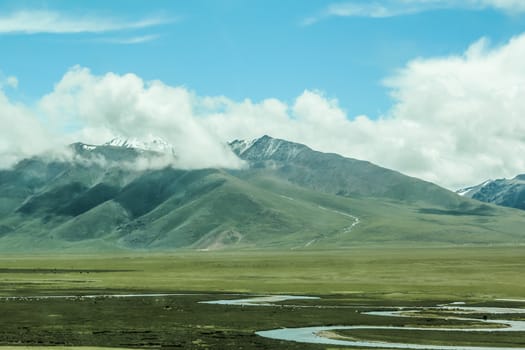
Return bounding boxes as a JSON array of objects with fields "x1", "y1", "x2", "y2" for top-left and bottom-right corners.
[{"x1": 0, "y1": 247, "x2": 524, "y2": 349}]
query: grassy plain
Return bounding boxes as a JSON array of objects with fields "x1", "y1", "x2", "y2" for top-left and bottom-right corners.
[
  {"x1": 1, "y1": 247, "x2": 524, "y2": 297},
  {"x1": 0, "y1": 247, "x2": 524, "y2": 349}
]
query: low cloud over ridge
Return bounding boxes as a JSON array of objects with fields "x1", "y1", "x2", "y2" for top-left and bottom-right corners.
[{"x1": 3, "y1": 33, "x2": 525, "y2": 188}]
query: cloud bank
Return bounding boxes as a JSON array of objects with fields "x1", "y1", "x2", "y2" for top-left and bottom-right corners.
[
  {"x1": 303, "y1": 0, "x2": 525, "y2": 25},
  {"x1": 0, "y1": 90, "x2": 55, "y2": 168},
  {"x1": 3, "y1": 33, "x2": 525, "y2": 188},
  {"x1": 38, "y1": 67, "x2": 244, "y2": 170}
]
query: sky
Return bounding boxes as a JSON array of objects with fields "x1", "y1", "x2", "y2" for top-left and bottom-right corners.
[{"x1": 1, "y1": 0, "x2": 525, "y2": 189}]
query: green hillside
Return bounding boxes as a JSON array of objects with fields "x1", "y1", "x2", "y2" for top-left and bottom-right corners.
[
  {"x1": 0, "y1": 137, "x2": 524, "y2": 251},
  {"x1": 232, "y1": 135, "x2": 463, "y2": 207}
]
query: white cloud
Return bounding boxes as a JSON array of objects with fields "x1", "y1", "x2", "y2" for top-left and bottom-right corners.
[
  {"x1": 478, "y1": 0, "x2": 525, "y2": 13},
  {"x1": 0, "y1": 90, "x2": 57, "y2": 168},
  {"x1": 39, "y1": 66, "x2": 244, "y2": 170},
  {"x1": 200, "y1": 34, "x2": 525, "y2": 189},
  {"x1": 3, "y1": 32, "x2": 525, "y2": 188},
  {"x1": 376, "y1": 35, "x2": 525, "y2": 187},
  {"x1": 6, "y1": 76, "x2": 18, "y2": 89},
  {"x1": 303, "y1": 0, "x2": 525, "y2": 24},
  {"x1": 0, "y1": 10, "x2": 170, "y2": 34},
  {"x1": 0, "y1": 74, "x2": 18, "y2": 89}
]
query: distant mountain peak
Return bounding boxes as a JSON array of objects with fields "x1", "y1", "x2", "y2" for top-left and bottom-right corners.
[
  {"x1": 105, "y1": 136, "x2": 175, "y2": 154},
  {"x1": 229, "y1": 135, "x2": 308, "y2": 161},
  {"x1": 456, "y1": 179, "x2": 494, "y2": 197},
  {"x1": 515, "y1": 174, "x2": 525, "y2": 181},
  {"x1": 229, "y1": 139, "x2": 257, "y2": 156},
  {"x1": 457, "y1": 175, "x2": 525, "y2": 210}
]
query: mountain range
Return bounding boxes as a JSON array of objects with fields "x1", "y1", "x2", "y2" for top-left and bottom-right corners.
[
  {"x1": 457, "y1": 175, "x2": 525, "y2": 210},
  {"x1": 1, "y1": 135, "x2": 524, "y2": 252}
]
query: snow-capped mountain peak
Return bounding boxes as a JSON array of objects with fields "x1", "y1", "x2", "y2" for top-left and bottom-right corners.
[
  {"x1": 456, "y1": 175, "x2": 525, "y2": 210},
  {"x1": 229, "y1": 139, "x2": 257, "y2": 156},
  {"x1": 456, "y1": 179, "x2": 493, "y2": 197},
  {"x1": 105, "y1": 136, "x2": 175, "y2": 154},
  {"x1": 229, "y1": 135, "x2": 307, "y2": 162}
]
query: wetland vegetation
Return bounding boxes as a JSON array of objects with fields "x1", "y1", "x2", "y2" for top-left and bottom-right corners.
[{"x1": 0, "y1": 247, "x2": 524, "y2": 349}]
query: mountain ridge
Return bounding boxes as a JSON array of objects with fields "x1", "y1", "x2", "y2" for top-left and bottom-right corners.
[
  {"x1": 105, "y1": 136, "x2": 176, "y2": 154},
  {"x1": 1, "y1": 135, "x2": 524, "y2": 251},
  {"x1": 232, "y1": 135, "x2": 462, "y2": 207},
  {"x1": 457, "y1": 175, "x2": 525, "y2": 210}
]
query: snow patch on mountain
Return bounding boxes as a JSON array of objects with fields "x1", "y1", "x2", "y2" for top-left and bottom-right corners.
[
  {"x1": 456, "y1": 175, "x2": 525, "y2": 210},
  {"x1": 229, "y1": 139, "x2": 256, "y2": 156},
  {"x1": 261, "y1": 137, "x2": 283, "y2": 158},
  {"x1": 105, "y1": 136, "x2": 175, "y2": 154},
  {"x1": 81, "y1": 144, "x2": 97, "y2": 151},
  {"x1": 75, "y1": 135, "x2": 245, "y2": 171},
  {"x1": 456, "y1": 179, "x2": 493, "y2": 197},
  {"x1": 230, "y1": 135, "x2": 306, "y2": 162}
]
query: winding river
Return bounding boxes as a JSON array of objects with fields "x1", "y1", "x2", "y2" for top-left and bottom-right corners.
[
  {"x1": 200, "y1": 294, "x2": 319, "y2": 306},
  {"x1": 3, "y1": 292, "x2": 524, "y2": 349},
  {"x1": 207, "y1": 295, "x2": 525, "y2": 349}
]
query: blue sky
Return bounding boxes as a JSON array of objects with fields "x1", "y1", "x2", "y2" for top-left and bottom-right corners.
[
  {"x1": 2, "y1": 0, "x2": 525, "y2": 188},
  {"x1": 1, "y1": 0, "x2": 524, "y2": 116}
]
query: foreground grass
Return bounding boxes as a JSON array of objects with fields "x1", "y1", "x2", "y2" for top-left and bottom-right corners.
[
  {"x1": 0, "y1": 248, "x2": 524, "y2": 349},
  {"x1": 2, "y1": 292, "x2": 523, "y2": 349},
  {"x1": 0, "y1": 348, "x2": 139, "y2": 350}
]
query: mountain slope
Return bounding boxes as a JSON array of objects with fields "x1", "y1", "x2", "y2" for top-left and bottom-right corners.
[
  {"x1": 457, "y1": 175, "x2": 525, "y2": 210},
  {"x1": 0, "y1": 136, "x2": 524, "y2": 251},
  {"x1": 231, "y1": 135, "x2": 463, "y2": 207},
  {"x1": 0, "y1": 165, "x2": 355, "y2": 251}
]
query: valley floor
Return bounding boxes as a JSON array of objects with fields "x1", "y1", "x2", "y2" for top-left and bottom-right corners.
[{"x1": 0, "y1": 247, "x2": 524, "y2": 349}]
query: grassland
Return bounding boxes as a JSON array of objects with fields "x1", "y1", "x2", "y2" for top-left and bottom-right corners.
[
  {"x1": 1, "y1": 247, "x2": 524, "y2": 297},
  {"x1": 0, "y1": 247, "x2": 524, "y2": 349}
]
